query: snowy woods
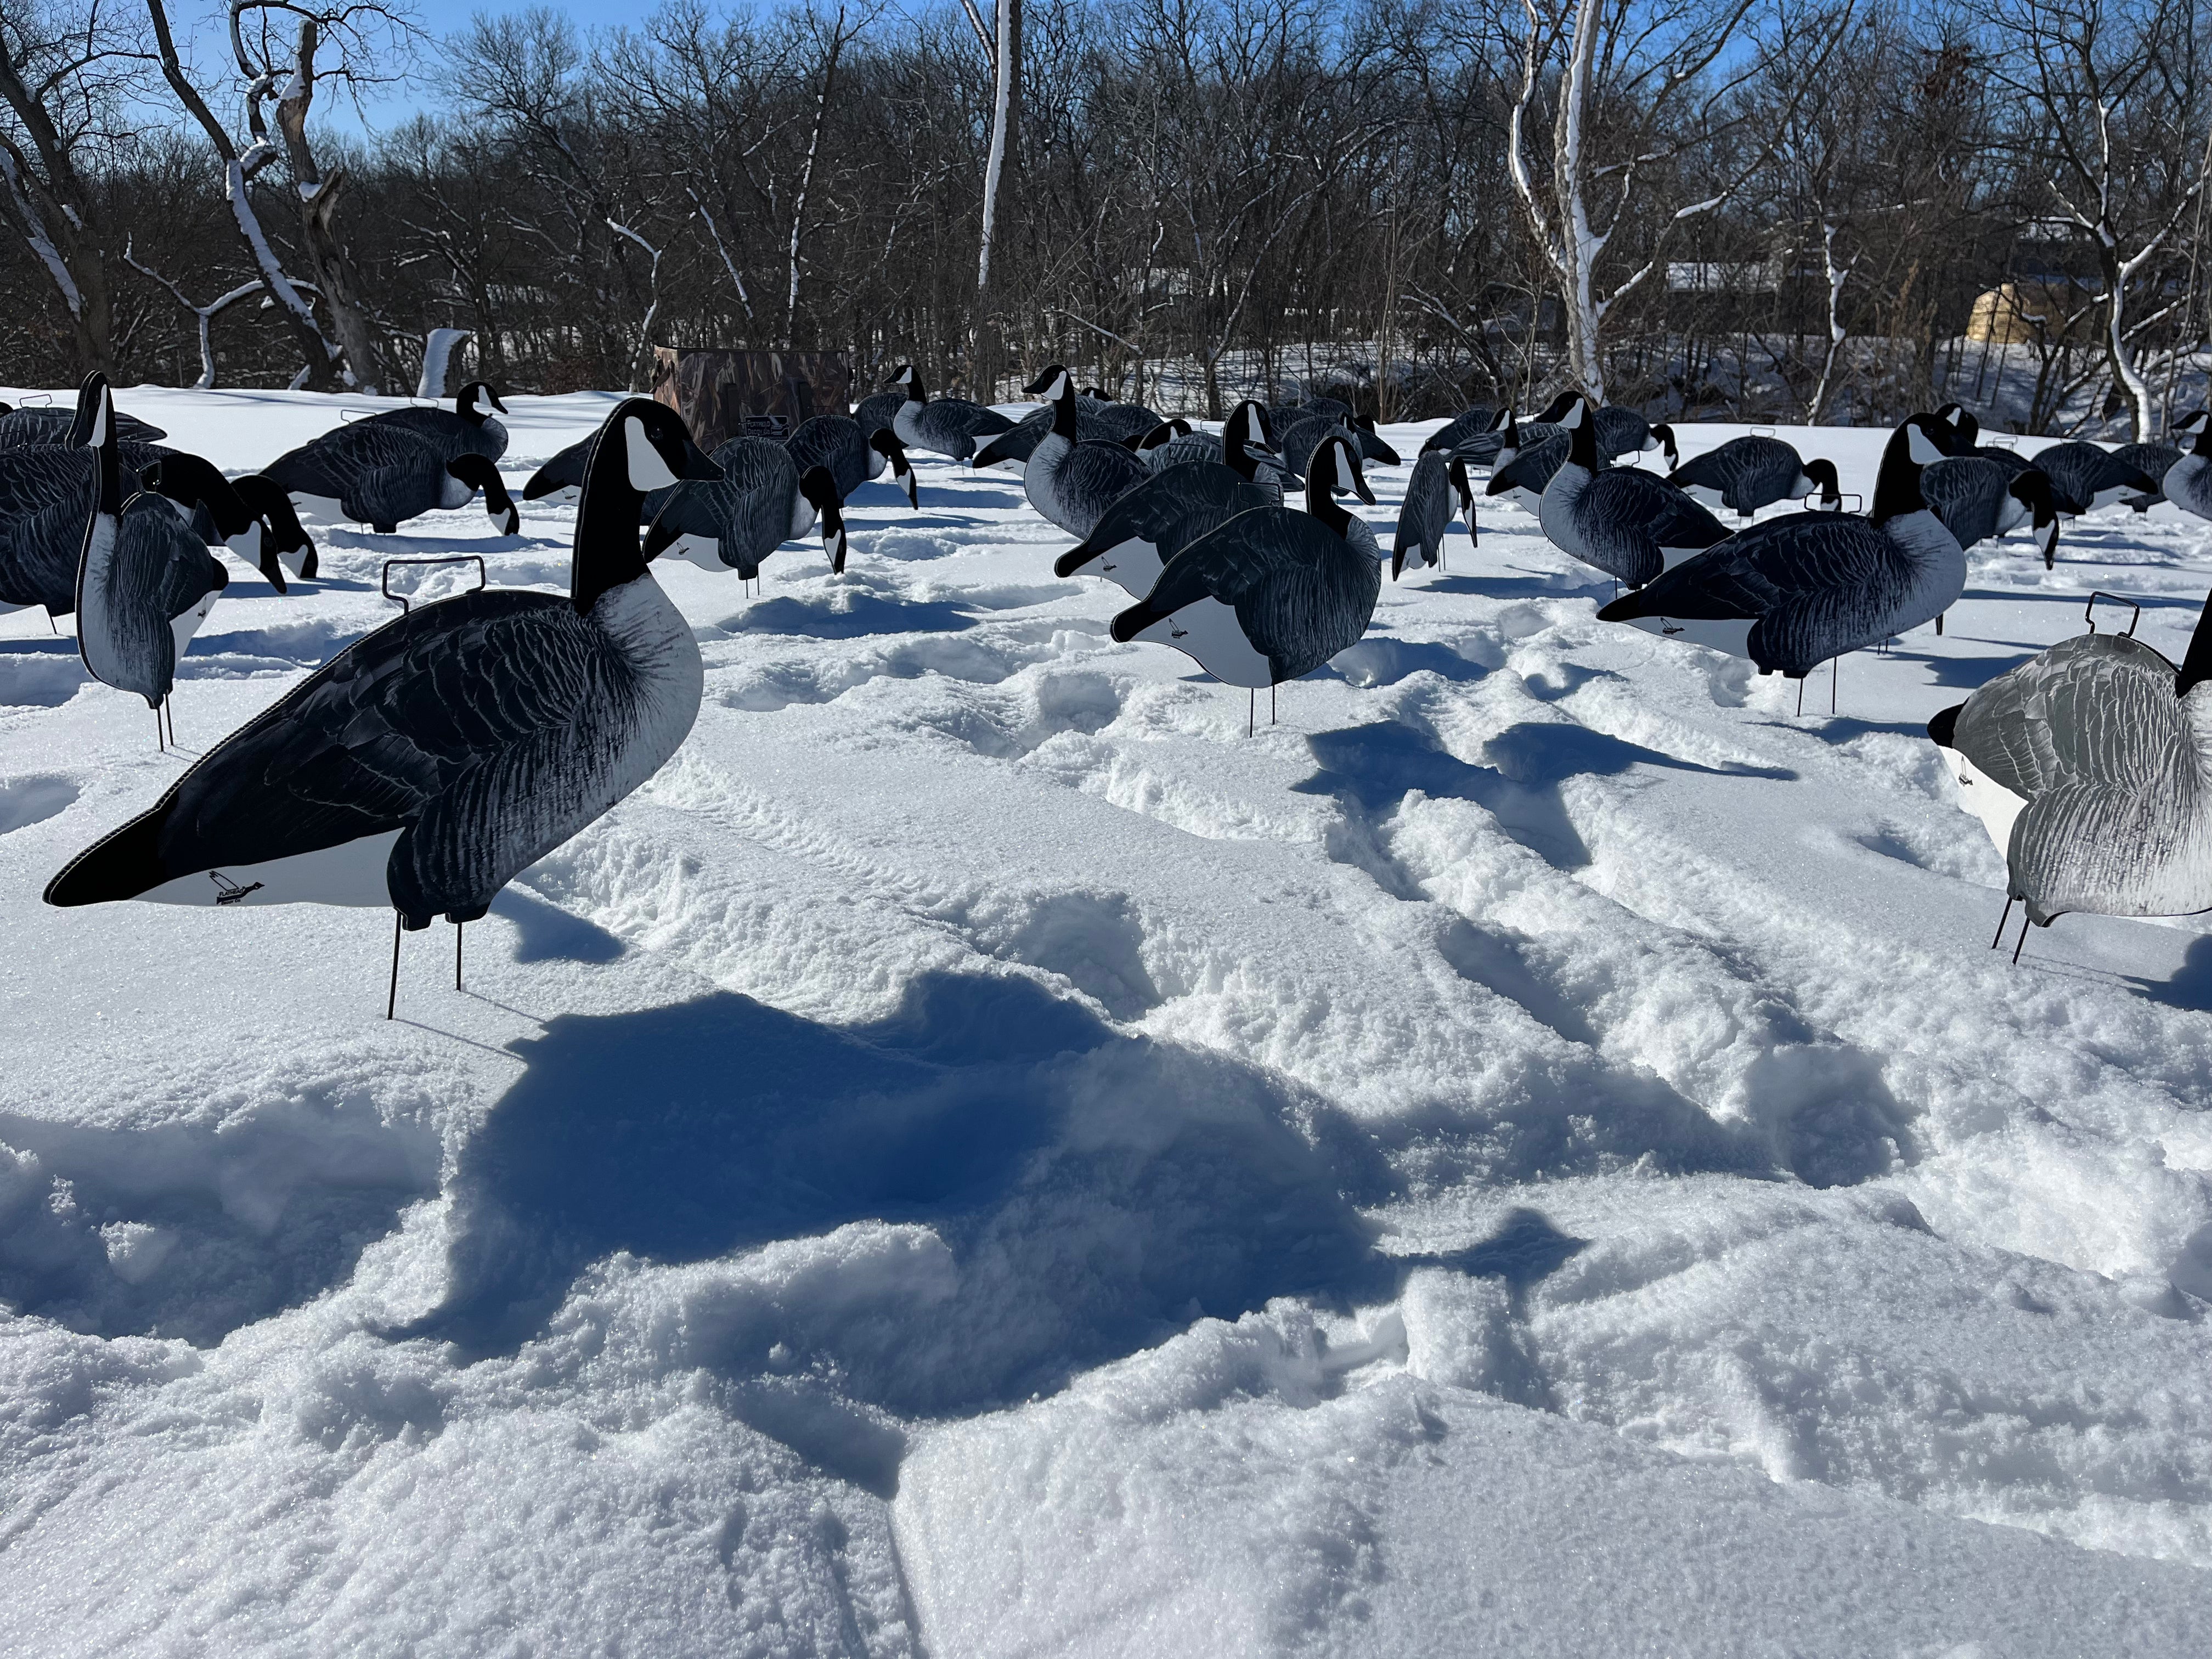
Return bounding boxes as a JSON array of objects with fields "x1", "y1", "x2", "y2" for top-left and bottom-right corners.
[{"x1": 5, "y1": 0, "x2": 2212, "y2": 432}]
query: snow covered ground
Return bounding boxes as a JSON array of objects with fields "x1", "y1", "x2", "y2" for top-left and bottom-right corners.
[{"x1": 2, "y1": 386, "x2": 2210, "y2": 1654}]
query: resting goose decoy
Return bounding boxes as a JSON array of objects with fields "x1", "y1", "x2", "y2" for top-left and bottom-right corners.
[
  {"x1": 1927, "y1": 595, "x2": 2212, "y2": 955},
  {"x1": 45, "y1": 398, "x2": 719, "y2": 1011},
  {"x1": 1537, "y1": 398, "x2": 1730, "y2": 588},
  {"x1": 1054, "y1": 400, "x2": 1282, "y2": 598},
  {"x1": 1596, "y1": 414, "x2": 1965, "y2": 680},
  {"x1": 1920, "y1": 456, "x2": 2061, "y2": 566},
  {"x1": 1022, "y1": 364, "x2": 1153, "y2": 539},
  {"x1": 355, "y1": 381, "x2": 510, "y2": 465},
  {"x1": 1088, "y1": 399, "x2": 1169, "y2": 444},
  {"x1": 1108, "y1": 433, "x2": 1384, "y2": 710},
  {"x1": 264, "y1": 420, "x2": 520, "y2": 536},
  {"x1": 645, "y1": 437, "x2": 847, "y2": 579},
  {"x1": 1393, "y1": 450, "x2": 1453, "y2": 579},
  {"x1": 1665, "y1": 436, "x2": 1841, "y2": 517},
  {"x1": 1938, "y1": 408, "x2": 2036, "y2": 482},
  {"x1": 1420, "y1": 405, "x2": 1498, "y2": 455},
  {"x1": 71, "y1": 385, "x2": 229, "y2": 743},
  {"x1": 2112, "y1": 442, "x2": 2183, "y2": 511},
  {"x1": 887, "y1": 365, "x2": 1014, "y2": 462},
  {"x1": 2028, "y1": 441, "x2": 2158, "y2": 519},
  {"x1": 0, "y1": 377, "x2": 166, "y2": 448}
]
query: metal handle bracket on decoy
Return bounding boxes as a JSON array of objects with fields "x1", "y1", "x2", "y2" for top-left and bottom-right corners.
[
  {"x1": 2083, "y1": 592, "x2": 2142, "y2": 637},
  {"x1": 1803, "y1": 490, "x2": 1862, "y2": 512},
  {"x1": 382, "y1": 554, "x2": 489, "y2": 613}
]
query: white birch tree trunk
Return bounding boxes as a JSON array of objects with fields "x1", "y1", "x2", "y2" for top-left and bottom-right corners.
[{"x1": 977, "y1": 0, "x2": 1012, "y2": 291}]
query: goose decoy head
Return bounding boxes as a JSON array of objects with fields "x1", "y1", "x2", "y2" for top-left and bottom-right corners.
[
  {"x1": 456, "y1": 381, "x2": 509, "y2": 421},
  {"x1": 68, "y1": 369, "x2": 112, "y2": 448},
  {"x1": 1023, "y1": 364, "x2": 1073, "y2": 401},
  {"x1": 868, "y1": 427, "x2": 918, "y2": 506},
  {"x1": 1131, "y1": 420, "x2": 1182, "y2": 455},
  {"x1": 1804, "y1": 457, "x2": 1843, "y2": 507},
  {"x1": 1946, "y1": 409, "x2": 1983, "y2": 450},
  {"x1": 233, "y1": 473, "x2": 318, "y2": 583},
  {"x1": 1650, "y1": 422, "x2": 1679, "y2": 468},
  {"x1": 1311, "y1": 433, "x2": 1376, "y2": 507},
  {"x1": 799, "y1": 465, "x2": 848, "y2": 575},
  {"x1": 2174, "y1": 408, "x2": 2210, "y2": 439},
  {"x1": 1533, "y1": 390, "x2": 1577, "y2": 423},
  {"x1": 1926, "y1": 704, "x2": 1962, "y2": 748},
  {"x1": 2010, "y1": 469, "x2": 2062, "y2": 567},
  {"x1": 1447, "y1": 455, "x2": 1473, "y2": 510},
  {"x1": 620, "y1": 398, "x2": 720, "y2": 491},
  {"x1": 887, "y1": 364, "x2": 922, "y2": 399}
]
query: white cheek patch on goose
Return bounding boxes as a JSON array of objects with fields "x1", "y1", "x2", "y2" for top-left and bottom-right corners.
[
  {"x1": 1907, "y1": 425, "x2": 1948, "y2": 467},
  {"x1": 1094, "y1": 539, "x2": 1165, "y2": 600},
  {"x1": 625, "y1": 419, "x2": 679, "y2": 493}
]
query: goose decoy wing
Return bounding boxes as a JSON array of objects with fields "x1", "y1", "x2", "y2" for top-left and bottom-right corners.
[
  {"x1": 0, "y1": 448, "x2": 97, "y2": 611},
  {"x1": 46, "y1": 589, "x2": 611, "y2": 919},
  {"x1": 1956, "y1": 633, "x2": 2184, "y2": 803},
  {"x1": 524, "y1": 437, "x2": 595, "y2": 500}
]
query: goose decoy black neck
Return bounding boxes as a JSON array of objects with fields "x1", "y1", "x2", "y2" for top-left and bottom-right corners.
[
  {"x1": 1533, "y1": 390, "x2": 1577, "y2": 422},
  {"x1": 889, "y1": 364, "x2": 924, "y2": 402},
  {"x1": 1305, "y1": 435, "x2": 1374, "y2": 535},
  {"x1": 1561, "y1": 397, "x2": 1602, "y2": 471},
  {"x1": 66, "y1": 370, "x2": 109, "y2": 448},
  {"x1": 456, "y1": 382, "x2": 509, "y2": 422},
  {"x1": 2177, "y1": 591, "x2": 2212, "y2": 697},
  {"x1": 572, "y1": 399, "x2": 719, "y2": 613},
  {"x1": 1872, "y1": 416, "x2": 1949, "y2": 525},
  {"x1": 1024, "y1": 364, "x2": 1077, "y2": 436}
]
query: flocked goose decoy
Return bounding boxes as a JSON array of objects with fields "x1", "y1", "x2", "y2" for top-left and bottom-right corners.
[
  {"x1": 1927, "y1": 594, "x2": 2212, "y2": 958},
  {"x1": 1597, "y1": 414, "x2": 1965, "y2": 684},
  {"x1": 70, "y1": 383, "x2": 229, "y2": 747},
  {"x1": 887, "y1": 365, "x2": 1014, "y2": 462},
  {"x1": 354, "y1": 381, "x2": 510, "y2": 465},
  {"x1": 1536, "y1": 397, "x2": 1730, "y2": 589},
  {"x1": 1664, "y1": 436, "x2": 1841, "y2": 517},
  {"x1": 45, "y1": 398, "x2": 720, "y2": 1014},
  {"x1": 263, "y1": 420, "x2": 519, "y2": 536},
  {"x1": 1022, "y1": 364, "x2": 1152, "y2": 539},
  {"x1": 645, "y1": 436, "x2": 847, "y2": 579},
  {"x1": 1055, "y1": 400, "x2": 1282, "y2": 599},
  {"x1": 1109, "y1": 432, "x2": 1384, "y2": 727}
]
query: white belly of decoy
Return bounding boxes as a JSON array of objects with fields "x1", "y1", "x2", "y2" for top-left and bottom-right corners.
[
  {"x1": 1629, "y1": 612, "x2": 1756, "y2": 660},
  {"x1": 788, "y1": 498, "x2": 819, "y2": 540},
  {"x1": 2086, "y1": 483, "x2": 2131, "y2": 511},
  {"x1": 140, "y1": 828, "x2": 403, "y2": 909},
  {"x1": 1135, "y1": 596, "x2": 1274, "y2": 689},
  {"x1": 1091, "y1": 538, "x2": 1165, "y2": 600},
  {"x1": 670, "y1": 533, "x2": 727, "y2": 572},
  {"x1": 288, "y1": 492, "x2": 346, "y2": 525},
  {"x1": 1682, "y1": 483, "x2": 1726, "y2": 512},
  {"x1": 168, "y1": 589, "x2": 218, "y2": 661},
  {"x1": 1942, "y1": 747, "x2": 2027, "y2": 856}
]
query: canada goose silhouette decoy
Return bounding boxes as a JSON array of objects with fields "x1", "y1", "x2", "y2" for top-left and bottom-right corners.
[
  {"x1": 1055, "y1": 400, "x2": 1281, "y2": 599},
  {"x1": 1021, "y1": 365, "x2": 1153, "y2": 538},
  {"x1": 645, "y1": 437, "x2": 847, "y2": 583},
  {"x1": 1665, "y1": 436, "x2": 1841, "y2": 517},
  {"x1": 1393, "y1": 449, "x2": 1453, "y2": 579},
  {"x1": 1538, "y1": 397, "x2": 1730, "y2": 589},
  {"x1": 887, "y1": 365, "x2": 1014, "y2": 462},
  {"x1": 45, "y1": 398, "x2": 720, "y2": 1016},
  {"x1": 354, "y1": 381, "x2": 510, "y2": 466},
  {"x1": 264, "y1": 420, "x2": 520, "y2": 537}
]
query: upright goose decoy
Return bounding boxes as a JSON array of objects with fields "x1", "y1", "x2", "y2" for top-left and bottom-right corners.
[
  {"x1": 45, "y1": 398, "x2": 720, "y2": 1012},
  {"x1": 1927, "y1": 595, "x2": 2212, "y2": 956},
  {"x1": 1537, "y1": 398, "x2": 1729, "y2": 588},
  {"x1": 1596, "y1": 414, "x2": 1964, "y2": 680},
  {"x1": 356, "y1": 381, "x2": 510, "y2": 465},
  {"x1": 887, "y1": 365, "x2": 1014, "y2": 462},
  {"x1": 264, "y1": 420, "x2": 519, "y2": 536},
  {"x1": 1021, "y1": 364, "x2": 1152, "y2": 538},
  {"x1": 1665, "y1": 436, "x2": 1841, "y2": 517},
  {"x1": 1393, "y1": 450, "x2": 1453, "y2": 579},
  {"x1": 1055, "y1": 400, "x2": 1281, "y2": 598},
  {"x1": 1420, "y1": 405, "x2": 1498, "y2": 455},
  {"x1": 1109, "y1": 433, "x2": 1384, "y2": 716},
  {"x1": 2028, "y1": 441, "x2": 2158, "y2": 518},
  {"x1": 645, "y1": 437, "x2": 847, "y2": 579},
  {"x1": 71, "y1": 384, "x2": 229, "y2": 744},
  {"x1": 1920, "y1": 456, "x2": 2061, "y2": 566}
]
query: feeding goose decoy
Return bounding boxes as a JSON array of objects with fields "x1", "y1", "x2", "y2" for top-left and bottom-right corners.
[
  {"x1": 972, "y1": 400, "x2": 1119, "y2": 474},
  {"x1": 1129, "y1": 418, "x2": 1197, "y2": 461},
  {"x1": 1109, "y1": 433, "x2": 1384, "y2": 728},
  {"x1": 2112, "y1": 442, "x2": 2184, "y2": 511},
  {"x1": 1664, "y1": 436, "x2": 1842, "y2": 517},
  {"x1": 887, "y1": 364, "x2": 1015, "y2": 462},
  {"x1": 1927, "y1": 593, "x2": 2212, "y2": 959},
  {"x1": 1393, "y1": 449, "x2": 1454, "y2": 579},
  {"x1": 1920, "y1": 455, "x2": 2061, "y2": 567},
  {"x1": 645, "y1": 436, "x2": 847, "y2": 579},
  {"x1": 70, "y1": 384, "x2": 229, "y2": 747},
  {"x1": 1055, "y1": 400, "x2": 1281, "y2": 598},
  {"x1": 1420, "y1": 405, "x2": 1499, "y2": 455},
  {"x1": 1596, "y1": 414, "x2": 1964, "y2": 687},
  {"x1": 1536, "y1": 397, "x2": 1730, "y2": 588},
  {"x1": 786, "y1": 413, "x2": 900, "y2": 505},
  {"x1": 44, "y1": 398, "x2": 720, "y2": 1015},
  {"x1": 1447, "y1": 395, "x2": 1573, "y2": 470},
  {"x1": 2027, "y1": 441, "x2": 2159, "y2": 522},
  {"x1": 136, "y1": 456, "x2": 319, "y2": 591},
  {"x1": 263, "y1": 419, "x2": 520, "y2": 536},
  {"x1": 1021, "y1": 364, "x2": 1153, "y2": 538},
  {"x1": 354, "y1": 381, "x2": 510, "y2": 466},
  {"x1": 1592, "y1": 406, "x2": 1678, "y2": 469}
]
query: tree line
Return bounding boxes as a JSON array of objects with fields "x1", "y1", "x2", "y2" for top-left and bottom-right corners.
[{"x1": 4, "y1": 0, "x2": 2209, "y2": 436}]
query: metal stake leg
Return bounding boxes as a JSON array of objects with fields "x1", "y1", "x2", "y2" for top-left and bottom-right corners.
[
  {"x1": 2011, "y1": 912, "x2": 2033, "y2": 964},
  {"x1": 1796, "y1": 677, "x2": 1805, "y2": 718},
  {"x1": 386, "y1": 914, "x2": 402, "y2": 1019},
  {"x1": 1248, "y1": 689, "x2": 1254, "y2": 737},
  {"x1": 1991, "y1": 894, "x2": 2016, "y2": 950},
  {"x1": 1831, "y1": 656, "x2": 1838, "y2": 715},
  {"x1": 1271, "y1": 685, "x2": 1277, "y2": 725},
  {"x1": 455, "y1": 922, "x2": 464, "y2": 991}
]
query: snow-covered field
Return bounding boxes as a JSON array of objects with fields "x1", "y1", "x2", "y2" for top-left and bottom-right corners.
[{"x1": 3, "y1": 385, "x2": 2210, "y2": 1654}]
